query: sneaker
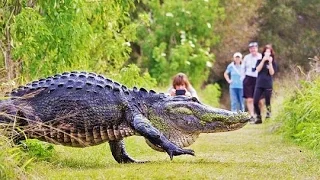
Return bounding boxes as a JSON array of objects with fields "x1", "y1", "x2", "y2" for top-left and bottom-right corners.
[
  {"x1": 254, "y1": 115, "x2": 262, "y2": 124},
  {"x1": 249, "y1": 116, "x2": 255, "y2": 123},
  {"x1": 266, "y1": 111, "x2": 271, "y2": 119}
]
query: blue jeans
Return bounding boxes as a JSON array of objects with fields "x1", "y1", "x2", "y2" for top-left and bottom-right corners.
[{"x1": 230, "y1": 88, "x2": 245, "y2": 112}]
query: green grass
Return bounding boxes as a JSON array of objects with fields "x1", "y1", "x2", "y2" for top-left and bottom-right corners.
[
  {"x1": 0, "y1": 135, "x2": 30, "y2": 180},
  {"x1": 25, "y1": 122, "x2": 320, "y2": 179}
]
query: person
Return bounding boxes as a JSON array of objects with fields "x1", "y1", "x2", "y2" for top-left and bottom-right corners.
[
  {"x1": 252, "y1": 45, "x2": 276, "y2": 124},
  {"x1": 224, "y1": 52, "x2": 245, "y2": 112},
  {"x1": 168, "y1": 72, "x2": 198, "y2": 99},
  {"x1": 241, "y1": 42, "x2": 262, "y2": 120}
]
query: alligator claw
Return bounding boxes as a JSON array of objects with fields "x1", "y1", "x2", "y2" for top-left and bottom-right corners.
[{"x1": 167, "y1": 148, "x2": 195, "y2": 160}]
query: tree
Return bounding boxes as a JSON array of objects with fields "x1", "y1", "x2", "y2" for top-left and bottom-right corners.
[
  {"x1": 258, "y1": 0, "x2": 320, "y2": 71},
  {"x1": 2, "y1": 0, "x2": 138, "y2": 83},
  {"x1": 133, "y1": 0, "x2": 223, "y2": 88},
  {"x1": 0, "y1": 0, "x2": 24, "y2": 80},
  {"x1": 208, "y1": 0, "x2": 264, "y2": 82}
]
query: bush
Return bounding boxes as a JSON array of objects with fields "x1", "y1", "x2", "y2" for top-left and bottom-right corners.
[
  {"x1": 23, "y1": 139, "x2": 56, "y2": 161},
  {"x1": 110, "y1": 64, "x2": 157, "y2": 89},
  {"x1": 198, "y1": 83, "x2": 221, "y2": 107}
]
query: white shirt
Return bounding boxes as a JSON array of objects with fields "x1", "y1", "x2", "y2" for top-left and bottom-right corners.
[{"x1": 241, "y1": 53, "x2": 262, "y2": 78}]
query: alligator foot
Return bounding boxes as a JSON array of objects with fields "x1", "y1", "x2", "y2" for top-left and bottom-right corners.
[
  {"x1": 132, "y1": 113, "x2": 195, "y2": 161},
  {"x1": 109, "y1": 140, "x2": 146, "y2": 163},
  {"x1": 167, "y1": 147, "x2": 195, "y2": 160},
  {"x1": 161, "y1": 138, "x2": 195, "y2": 160}
]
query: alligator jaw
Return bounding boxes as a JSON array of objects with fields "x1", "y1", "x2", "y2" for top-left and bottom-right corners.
[{"x1": 197, "y1": 107, "x2": 250, "y2": 133}]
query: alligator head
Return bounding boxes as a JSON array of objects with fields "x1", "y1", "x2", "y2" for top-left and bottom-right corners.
[{"x1": 146, "y1": 95, "x2": 250, "y2": 150}]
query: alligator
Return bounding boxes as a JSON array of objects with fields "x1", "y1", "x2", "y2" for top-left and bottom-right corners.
[{"x1": 0, "y1": 71, "x2": 250, "y2": 163}]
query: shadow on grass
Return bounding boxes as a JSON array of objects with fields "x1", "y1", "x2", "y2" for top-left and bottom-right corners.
[{"x1": 48, "y1": 155, "x2": 250, "y2": 169}]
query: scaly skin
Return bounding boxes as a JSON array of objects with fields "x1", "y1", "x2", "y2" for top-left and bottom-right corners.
[{"x1": 0, "y1": 71, "x2": 250, "y2": 163}]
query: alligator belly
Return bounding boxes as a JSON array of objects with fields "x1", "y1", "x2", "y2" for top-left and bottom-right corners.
[{"x1": 24, "y1": 123, "x2": 135, "y2": 147}]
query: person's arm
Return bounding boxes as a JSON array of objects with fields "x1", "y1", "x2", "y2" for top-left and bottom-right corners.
[
  {"x1": 255, "y1": 59, "x2": 265, "y2": 72},
  {"x1": 240, "y1": 58, "x2": 246, "y2": 80},
  {"x1": 268, "y1": 57, "x2": 275, "y2": 75},
  {"x1": 187, "y1": 86, "x2": 199, "y2": 99},
  {"x1": 224, "y1": 71, "x2": 231, "y2": 84},
  {"x1": 168, "y1": 87, "x2": 176, "y2": 96}
]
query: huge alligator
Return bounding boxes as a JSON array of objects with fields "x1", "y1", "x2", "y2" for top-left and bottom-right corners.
[{"x1": 0, "y1": 71, "x2": 250, "y2": 163}]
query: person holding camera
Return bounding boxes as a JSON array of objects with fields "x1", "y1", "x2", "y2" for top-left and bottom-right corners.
[
  {"x1": 168, "y1": 72, "x2": 198, "y2": 99},
  {"x1": 252, "y1": 45, "x2": 276, "y2": 124},
  {"x1": 241, "y1": 42, "x2": 262, "y2": 121},
  {"x1": 224, "y1": 52, "x2": 245, "y2": 112}
]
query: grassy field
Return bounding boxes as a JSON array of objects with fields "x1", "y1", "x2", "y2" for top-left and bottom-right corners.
[{"x1": 26, "y1": 119, "x2": 320, "y2": 180}]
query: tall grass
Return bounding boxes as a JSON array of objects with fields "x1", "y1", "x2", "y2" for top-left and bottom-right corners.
[
  {"x1": 0, "y1": 135, "x2": 28, "y2": 180},
  {"x1": 275, "y1": 56, "x2": 320, "y2": 156},
  {"x1": 0, "y1": 128, "x2": 58, "y2": 179}
]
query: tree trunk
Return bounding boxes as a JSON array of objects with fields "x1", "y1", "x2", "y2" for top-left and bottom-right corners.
[{"x1": 4, "y1": 27, "x2": 15, "y2": 81}]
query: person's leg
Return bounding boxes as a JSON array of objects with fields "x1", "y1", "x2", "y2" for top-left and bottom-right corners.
[
  {"x1": 259, "y1": 98, "x2": 265, "y2": 115},
  {"x1": 253, "y1": 87, "x2": 263, "y2": 123},
  {"x1": 246, "y1": 98, "x2": 254, "y2": 117},
  {"x1": 265, "y1": 88, "x2": 273, "y2": 118},
  {"x1": 230, "y1": 88, "x2": 237, "y2": 112},
  {"x1": 234, "y1": 88, "x2": 242, "y2": 111},
  {"x1": 243, "y1": 76, "x2": 255, "y2": 119},
  {"x1": 239, "y1": 88, "x2": 245, "y2": 111}
]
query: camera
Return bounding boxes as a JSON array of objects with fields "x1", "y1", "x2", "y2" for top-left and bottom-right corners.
[{"x1": 176, "y1": 89, "x2": 186, "y2": 95}]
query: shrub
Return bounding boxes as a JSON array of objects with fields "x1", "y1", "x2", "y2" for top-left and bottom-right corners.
[
  {"x1": 110, "y1": 64, "x2": 157, "y2": 89},
  {"x1": 198, "y1": 83, "x2": 221, "y2": 107},
  {"x1": 23, "y1": 139, "x2": 56, "y2": 161}
]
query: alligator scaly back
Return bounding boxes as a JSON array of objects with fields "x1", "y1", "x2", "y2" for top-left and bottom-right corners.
[{"x1": 2, "y1": 71, "x2": 135, "y2": 147}]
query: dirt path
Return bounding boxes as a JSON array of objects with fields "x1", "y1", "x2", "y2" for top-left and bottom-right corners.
[{"x1": 194, "y1": 120, "x2": 320, "y2": 179}]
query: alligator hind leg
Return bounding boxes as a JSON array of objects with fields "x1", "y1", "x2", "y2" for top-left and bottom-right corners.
[{"x1": 109, "y1": 140, "x2": 145, "y2": 163}]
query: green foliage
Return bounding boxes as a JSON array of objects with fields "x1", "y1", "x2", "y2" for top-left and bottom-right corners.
[
  {"x1": 276, "y1": 78, "x2": 320, "y2": 155},
  {"x1": 9, "y1": 0, "x2": 137, "y2": 82},
  {"x1": 23, "y1": 139, "x2": 56, "y2": 161},
  {"x1": 135, "y1": 0, "x2": 223, "y2": 87},
  {"x1": 0, "y1": 135, "x2": 30, "y2": 180},
  {"x1": 199, "y1": 83, "x2": 221, "y2": 107},
  {"x1": 259, "y1": 0, "x2": 320, "y2": 70},
  {"x1": 110, "y1": 64, "x2": 157, "y2": 89}
]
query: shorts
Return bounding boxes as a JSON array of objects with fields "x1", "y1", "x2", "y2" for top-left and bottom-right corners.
[{"x1": 243, "y1": 75, "x2": 256, "y2": 98}]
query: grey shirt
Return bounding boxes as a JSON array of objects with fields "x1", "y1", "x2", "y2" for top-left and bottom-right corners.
[{"x1": 241, "y1": 53, "x2": 262, "y2": 78}]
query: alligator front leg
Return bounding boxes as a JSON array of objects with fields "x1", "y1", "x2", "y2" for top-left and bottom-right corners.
[
  {"x1": 132, "y1": 114, "x2": 195, "y2": 160},
  {"x1": 109, "y1": 140, "x2": 144, "y2": 163}
]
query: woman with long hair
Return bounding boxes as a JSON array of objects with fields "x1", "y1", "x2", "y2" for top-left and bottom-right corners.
[{"x1": 253, "y1": 44, "x2": 277, "y2": 124}]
